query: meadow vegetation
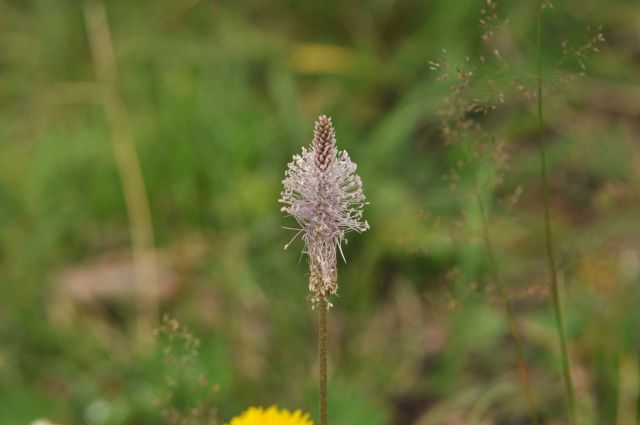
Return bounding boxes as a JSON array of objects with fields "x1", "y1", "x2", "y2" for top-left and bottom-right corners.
[{"x1": 0, "y1": 0, "x2": 639, "y2": 424}]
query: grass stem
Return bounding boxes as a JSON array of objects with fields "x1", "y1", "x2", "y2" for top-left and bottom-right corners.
[
  {"x1": 536, "y1": 3, "x2": 579, "y2": 423},
  {"x1": 85, "y1": 2, "x2": 159, "y2": 350}
]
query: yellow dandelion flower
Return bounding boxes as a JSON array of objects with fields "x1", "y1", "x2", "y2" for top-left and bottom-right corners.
[{"x1": 226, "y1": 406, "x2": 314, "y2": 425}]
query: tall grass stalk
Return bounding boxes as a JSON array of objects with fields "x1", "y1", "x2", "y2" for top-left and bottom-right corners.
[
  {"x1": 475, "y1": 190, "x2": 538, "y2": 425},
  {"x1": 536, "y1": 3, "x2": 578, "y2": 423},
  {"x1": 85, "y1": 2, "x2": 159, "y2": 349}
]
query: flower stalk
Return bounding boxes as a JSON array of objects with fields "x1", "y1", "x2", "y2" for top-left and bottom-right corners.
[
  {"x1": 318, "y1": 298, "x2": 328, "y2": 425},
  {"x1": 280, "y1": 115, "x2": 369, "y2": 425}
]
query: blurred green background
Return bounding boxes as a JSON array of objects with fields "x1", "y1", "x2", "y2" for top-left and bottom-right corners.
[{"x1": 1, "y1": 0, "x2": 639, "y2": 424}]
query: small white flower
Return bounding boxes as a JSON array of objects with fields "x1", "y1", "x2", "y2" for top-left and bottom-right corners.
[{"x1": 280, "y1": 115, "x2": 369, "y2": 306}]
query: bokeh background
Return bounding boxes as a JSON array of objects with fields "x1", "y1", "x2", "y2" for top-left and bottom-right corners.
[{"x1": 1, "y1": 0, "x2": 639, "y2": 424}]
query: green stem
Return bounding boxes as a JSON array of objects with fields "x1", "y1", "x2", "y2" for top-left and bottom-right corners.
[
  {"x1": 476, "y1": 191, "x2": 539, "y2": 425},
  {"x1": 536, "y1": 3, "x2": 578, "y2": 424},
  {"x1": 319, "y1": 298, "x2": 328, "y2": 425}
]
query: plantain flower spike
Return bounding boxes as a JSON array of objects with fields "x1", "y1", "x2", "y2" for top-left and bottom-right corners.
[{"x1": 280, "y1": 115, "x2": 369, "y2": 308}]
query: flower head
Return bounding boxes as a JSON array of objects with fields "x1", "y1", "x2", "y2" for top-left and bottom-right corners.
[
  {"x1": 226, "y1": 406, "x2": 313, "y2": 425},
  {"x1": 280, "y1": 115, "x2": 369, "y2": 307}
]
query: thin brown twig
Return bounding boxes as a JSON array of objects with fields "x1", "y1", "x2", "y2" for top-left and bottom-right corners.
[{"x1": 475, "y1": 189, "x2": 538, "y2": 424}]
